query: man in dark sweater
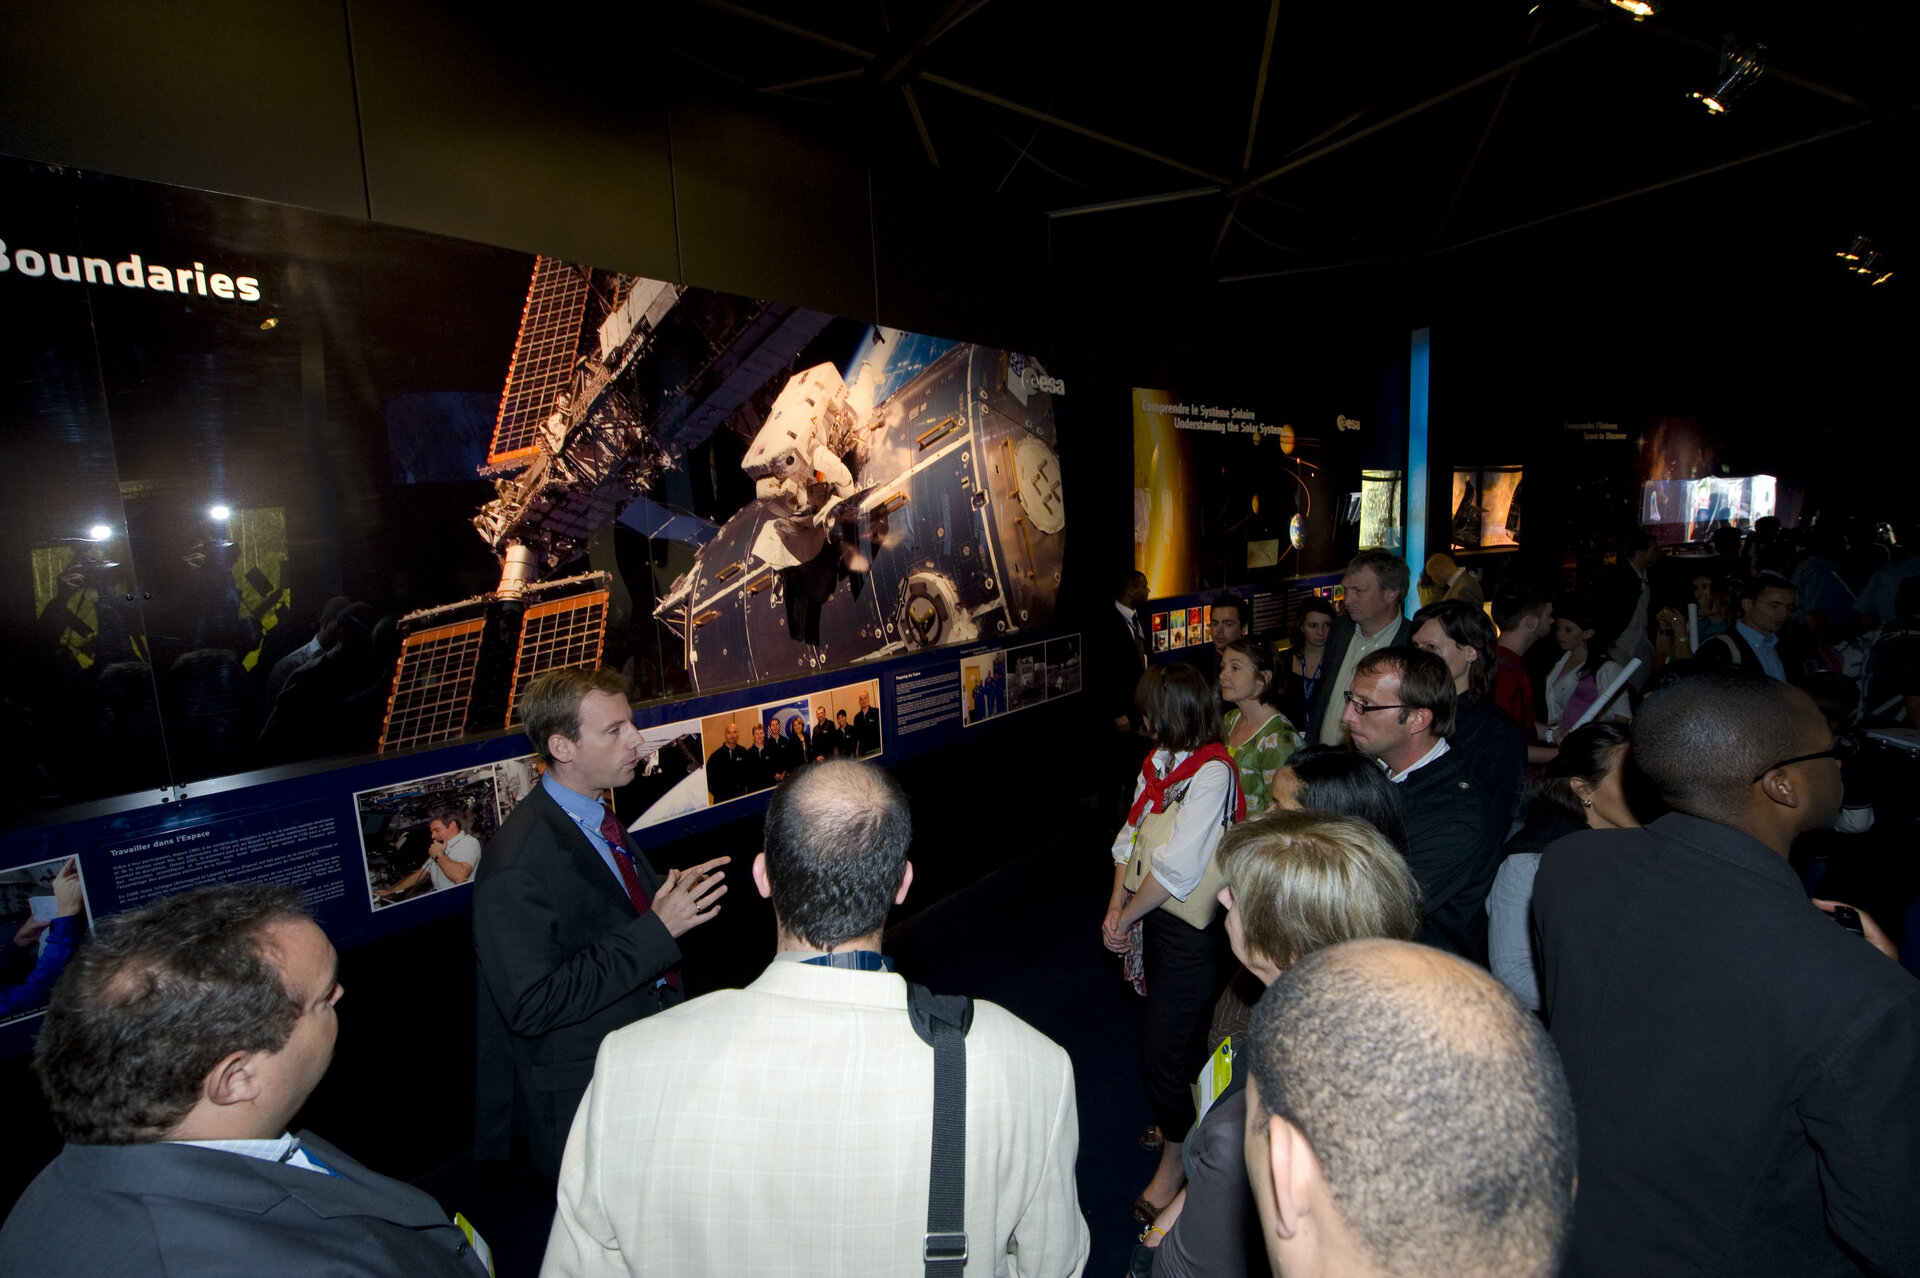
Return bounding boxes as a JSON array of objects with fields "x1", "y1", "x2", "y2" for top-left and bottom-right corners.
[{"x1": 1340, "y1": 647, "x2": 1499, "y2": 961}]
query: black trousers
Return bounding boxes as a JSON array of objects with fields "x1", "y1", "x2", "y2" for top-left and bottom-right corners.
[{"x1": 1140, "y1": 907, "x2": 1227, "y2": 1143}]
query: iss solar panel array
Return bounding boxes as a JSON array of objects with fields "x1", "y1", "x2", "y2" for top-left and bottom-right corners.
[
  {"x1": 505, "y1": 590, "x2": 611, "y2": 729},
  {"x1": 490, "y1": 256, "x2": 590, "y2": 466},
  {"x1": 379, "y1": 619, "x2": 487, "y2": 752}
]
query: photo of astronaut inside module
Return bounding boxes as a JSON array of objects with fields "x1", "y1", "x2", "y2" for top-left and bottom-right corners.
[{"x1": 357, "y1": 765, "x2": 502, "y2": 910}]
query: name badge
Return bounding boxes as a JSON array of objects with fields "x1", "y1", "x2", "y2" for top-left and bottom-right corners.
[
  {"x1": 455, "y1": 1211, "x2": 495, "y2": 1275},
  {"x1": 1194, "y1": 1037, "x2": 1234, "y2": 1124}
]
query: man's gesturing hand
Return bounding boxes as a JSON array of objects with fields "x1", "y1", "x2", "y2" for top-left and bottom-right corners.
[{"x1": 653, "y1": 857, "x2": 731, "y2": 937}]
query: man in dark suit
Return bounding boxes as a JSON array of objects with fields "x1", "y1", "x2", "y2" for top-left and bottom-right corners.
[
  {"x1": 807, "y1": 704, "x2": 840, "y2": 762},
  {"x1": 1599, "y1": 530, "x2": 1661, "y2": 690},
  {"x1": 705, "y1": 721, "x2": 750, "y2": 802},
  {"x1": 1308, "y1": 550, "x2": 1416, "y2": 743},
  {"x1": 473, "y1": 668, "x2": 729, "y2": 1180},
  {"x1": 1340, "y1": 647, "x2": 1499, "y2": 961},
  {"x1": 764, "y1": 714, "x2": 800, "y2": 780},
  {"x1": 744, "y1": 722, "x2": 774, "y2": 791},
  {"x1": 1534, "y1": 671, "x2": 1920, "y2": 1276},
  {"x1": 1086, "y1": 569, "x2": 1151, "y2": 825},
  {"x1": 1, "y1": 883, "x2": 488, "y2": 1277},
  {"x1": 1696, "y1": 571, "x2": 1801, "y2": 684},
  {"x1": 1182, "y1": 591, "x2": 1246, "y2": 691},
  {"x1": 851, "y1": 690, "x2": 881, "y2": 755}
]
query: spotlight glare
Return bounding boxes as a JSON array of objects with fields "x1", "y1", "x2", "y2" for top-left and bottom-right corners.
[
  {"x1": 209, "y1": 504, "x2": 231, "y2": 521},
  {"x1": 1872, "y1": 271, "x2": 1894, "y2": 286},
  {"x1": 89, "y1": 524, "x2": 112, "y2": 541},
  {"x1": 1610, "y1": 0, "x2": 1659, "y2": 18},
  {"x1": 1690, "y1": 37, "x2": 1765, "y2": 114}
]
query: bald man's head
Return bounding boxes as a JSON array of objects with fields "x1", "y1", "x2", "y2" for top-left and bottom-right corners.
[
  {"x1": 759, "y1": 760, "x2": 912, "y2": 950},
  {"x1": 1243, "y1": 940, "x2": 1576, "y2": 1278}
]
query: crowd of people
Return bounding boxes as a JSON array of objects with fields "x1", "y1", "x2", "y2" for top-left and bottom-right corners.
[
  {"x1": 3, "y1": 518, "x2": 1918, "y2": 1278},
  {"x1": 1096, "y1": 520, "x2": 1920, "y2": 1277}
]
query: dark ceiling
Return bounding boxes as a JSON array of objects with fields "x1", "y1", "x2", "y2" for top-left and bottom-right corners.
[{"x1": 666, "y1": 0, "x2": 1918, "y2": 284}]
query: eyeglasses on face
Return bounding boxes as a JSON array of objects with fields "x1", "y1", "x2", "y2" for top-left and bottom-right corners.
[
  {"x1": 1750, "y1": 734, "x2": 1860, "y2": 784},
  {"x1": 1343, "y1": 691, "x2": 1407, "y2": 715}
]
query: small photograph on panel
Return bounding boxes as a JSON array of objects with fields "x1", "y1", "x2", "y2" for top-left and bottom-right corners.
[
  {"x1": 0, "y1": 854, "x2": 91, "y2": 1027},
  {"x1": 1152, "y1": 612, "x2": 1167, "y2": 639},
  {"x1": 841, "y1": 681, "x2": 884, "y2": 758},
  {"x1": 620, "y1": 716, "x2": 708, "y2": 833},
  {"x1": 356, "y1": 764, "x2": 503, "y2": 910},
  {"x1": 759, "y1": 700, "x2": 813, "y2": 784},
  {"x1": 1005, "y1": 642, "x2": 1049, "y2": 713},
  {"x1": 1186, "y1": 622, "x2": 1202, "y2": 647},
  {"x1": 801, "y1": 680, "x2": 883, "y2": 762},
  {"x1": 1169, "y1": 609, "x2": 1187, "y2": 643},
  {"x1": 699, "y1": 707, "x2": 766, "y2": 805},
  {"x1": 960, "y1": 651, "x2": 1007, "y2": 727},
  {"x1": 1046, "y1": 635, "x2": 1083, "y2": 698},
  {"x1": 1154, "y1": 629, "x2": 1168, "y2": 653}
]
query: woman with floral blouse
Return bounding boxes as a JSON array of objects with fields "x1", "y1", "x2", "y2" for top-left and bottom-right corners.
[{"x1": 1217, "y1": 638, "x2": 1305, "y2": 814}]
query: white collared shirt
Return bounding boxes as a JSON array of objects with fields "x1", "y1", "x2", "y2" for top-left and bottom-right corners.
[
  {"x1": 1383, "y1": 736, "x2": 1450, "y2": 783},
  {"x1": 171, "y1": 1133, "x2": 331, "y2": 1175}
]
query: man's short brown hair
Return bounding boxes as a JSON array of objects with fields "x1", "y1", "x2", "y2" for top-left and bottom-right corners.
[
  {"x1": 521, "y1": 667, "x2": 630, "y2": 764},
  {"x1": 1346, "y1": 549, "x2": 1411, "y2": 607},
  {"x1": 34, "y1": 883, "x2": 312, "y2": 1145},
  {"x1": 1355, "y1": 646, "x2": 1458, "y2": 739}
]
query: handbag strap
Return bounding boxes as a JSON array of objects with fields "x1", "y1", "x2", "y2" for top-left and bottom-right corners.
[{"x1": 908, "y1": 984, "x2": 973, "y2": 1276}]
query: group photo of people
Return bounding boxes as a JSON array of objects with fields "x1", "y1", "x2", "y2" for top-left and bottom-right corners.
[{"x1": 699, "y1": 679, "x2": 883, "y2": 805}]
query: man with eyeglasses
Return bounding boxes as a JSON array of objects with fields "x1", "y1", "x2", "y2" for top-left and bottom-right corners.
[
  {"x1": 1340, "y1": 646, "x2": 1500, "y2": 961},
  {"x1": 1532, "y1": 670, "x2": 1919, "y2": 1277}
]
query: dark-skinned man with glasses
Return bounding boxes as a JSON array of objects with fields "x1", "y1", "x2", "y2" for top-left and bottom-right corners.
[
  {"x1": 1534, "y1": 669, "x2": 1920, "y2": 1278},
  {"x1": 1340, "y1": 646, "x2": 1500, "y2": 962}
]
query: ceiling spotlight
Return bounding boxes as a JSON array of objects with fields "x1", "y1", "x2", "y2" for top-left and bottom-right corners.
[
  {"x1": 1610, "y1": 0, "x2": 1661, "y2": 18},
  {"x1": 208, "y1": 504, "x2": 231, "y2": 521},
  {"x1": 1834, "y1": 236, "x2": 1895, "y2": 285},
  {"x1": 88, "y1": 524, "x2": 112, "y2": 541},
  {"x1": 1689, "y1": 37, "x2": 1766, "y2": 114}
]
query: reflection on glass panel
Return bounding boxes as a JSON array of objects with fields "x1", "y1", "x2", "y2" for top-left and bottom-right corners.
[
  {"x1": 1, "y1": 161, "x2": 169, "y2": 818},
  {"x1": 5, "y1": 155, "x2": 1067, "y2": 826}
]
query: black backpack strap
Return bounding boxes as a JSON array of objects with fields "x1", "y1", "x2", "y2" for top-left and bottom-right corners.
[{"x1": 907, "y1": 983, "x2": 973, "y2": 1277}]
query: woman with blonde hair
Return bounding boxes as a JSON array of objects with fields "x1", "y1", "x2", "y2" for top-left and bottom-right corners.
[{"x1": 1138, "y1": 809, "x2": 1422, "y2": 1277}]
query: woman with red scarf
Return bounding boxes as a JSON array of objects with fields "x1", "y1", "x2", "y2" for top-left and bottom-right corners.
[{"x1": 1102, "y1": 663, "x2": 1246, "y2": 1226}]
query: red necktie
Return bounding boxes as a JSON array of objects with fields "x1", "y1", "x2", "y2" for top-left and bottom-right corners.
[{"x1": 599, "y1": 802, "x2": 680, "y2": 990}]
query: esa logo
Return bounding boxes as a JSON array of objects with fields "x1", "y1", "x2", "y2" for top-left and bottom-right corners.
[
  {"x1": 1336, "y1": 414, "x2": 1361, "y2": 433},
  {"x1": 1010, "y1": 352, "x2": 1066, "y2": 397},
  {"x1": 1022, "y1": 366, "x2": 1067, "y2": 396}
]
